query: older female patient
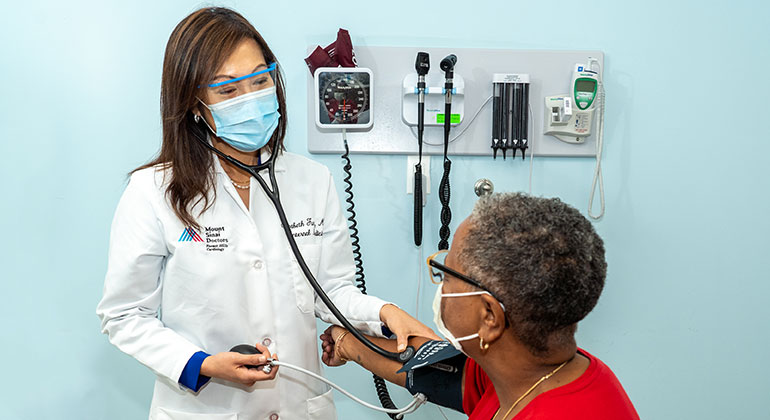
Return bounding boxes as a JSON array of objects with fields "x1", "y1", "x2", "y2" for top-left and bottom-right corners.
[{"x1": 321, "y1": 193, "x2": 639, "y2": 420}]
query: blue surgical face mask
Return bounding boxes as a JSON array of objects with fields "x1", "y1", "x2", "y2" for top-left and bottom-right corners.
[{"x1": 198, "y1": 86, "x2": 280, "y2": 152}]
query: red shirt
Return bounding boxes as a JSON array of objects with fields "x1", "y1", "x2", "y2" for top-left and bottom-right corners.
[{"x1": 462, "y1": 348, "x2": 639, "y2": 420}]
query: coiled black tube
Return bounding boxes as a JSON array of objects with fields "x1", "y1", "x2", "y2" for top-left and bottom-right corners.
[
  {"x1": 341, "y1": 140, "x2": 398, "y2": 418},
  {"x1": 414, "y1": 99, "x2": 425, "y2": 247},
  {"x1": 438, "y1": 95, "x2": 453, "y2": 251},
  {"x1": 373, "y1": 373, "x2": 398, "y2": 419},
  {"x1": 341, "y1": 140, "x2": 366, "y2": 293},
  {"x1": 413, "y1": 164, "x2": 422, "y2": 246},
  {"x1": 438, "y1": 159, "x2": 452, "y2": 250}
]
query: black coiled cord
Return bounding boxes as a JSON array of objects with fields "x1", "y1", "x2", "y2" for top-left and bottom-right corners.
[
  {"x1": 341, "y1": 139, "x2": 366, "y2": 293},
  {"x1": 373, "y1": 372, "x2": 398, "y2": 419},
  {"x1": 438, "y1": 159, "x2": 452, "y2": 250},
  {"x1": 341, "y1": 138, "x2": 399, "y2": 419},
  {"x1": 414, "y1": 99, "x2": 425, "y2": 247}
]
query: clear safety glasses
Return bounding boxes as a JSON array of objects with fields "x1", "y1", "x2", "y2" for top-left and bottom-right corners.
[
  {"x1": 200, "y1": 62, "x2": 278, "y2": 104},
  {"x1": 426, "y1": 250, "x2": 504, "y2": 301}
]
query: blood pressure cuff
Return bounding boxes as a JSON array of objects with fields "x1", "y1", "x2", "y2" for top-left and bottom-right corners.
[
  {"x1": 398, "y1": 340, "x2": 466, "y2": 412},
  {"x1": 305, "y1": 28, "x2": 357, "y2": 75}
]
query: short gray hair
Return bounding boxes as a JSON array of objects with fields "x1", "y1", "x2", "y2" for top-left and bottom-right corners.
[{"x1": 457, "y1": 193, "x2": 606, "y2": 355}]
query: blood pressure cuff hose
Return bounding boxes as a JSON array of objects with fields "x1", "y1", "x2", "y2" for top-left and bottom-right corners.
[{"x1": 400, "y1": 340, "x2": 466, "y2": 412}]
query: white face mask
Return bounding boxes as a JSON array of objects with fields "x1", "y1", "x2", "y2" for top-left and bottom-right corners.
[{"x1": 432, "y1": 283, "x2": 496, "y2": 354}]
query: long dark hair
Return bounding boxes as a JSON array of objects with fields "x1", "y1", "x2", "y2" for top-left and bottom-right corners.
[{"x1": 134, "y1": 7, "x2": 287, "y2": 229}]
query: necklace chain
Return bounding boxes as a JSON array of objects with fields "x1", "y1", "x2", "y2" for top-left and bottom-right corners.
[
  {"x1": 219, "y1": 156, "x2": 252, "y2": 190},
  {"x1": 230, "y1": 179, "x2": 250, "y2": 189},
  {"x1": 492, "y1": 359, "x2": 569, "y2": 420},
  {"x1": 225, "y1": 169, "x2": 250, "y2": 189}
]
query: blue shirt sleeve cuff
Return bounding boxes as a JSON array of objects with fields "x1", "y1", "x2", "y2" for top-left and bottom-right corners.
[
  {"x1": 179, "y1": 351, "x2": 211, "y2": 392},
  {"x1": 381, "y1": 325, "x2": 395, "y2": 338}
]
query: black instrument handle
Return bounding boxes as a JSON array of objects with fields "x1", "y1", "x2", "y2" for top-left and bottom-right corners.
[{"x1": 413, "y1": 165, "x2": 423, "y2": 246}]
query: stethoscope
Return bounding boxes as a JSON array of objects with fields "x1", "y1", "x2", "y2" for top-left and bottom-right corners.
[{"x1": 193, "y1": 128, "x2": 416, "y2": 364}]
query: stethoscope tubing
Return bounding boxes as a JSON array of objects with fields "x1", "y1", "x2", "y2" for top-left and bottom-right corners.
[
  {"x1": 267, "y1": 359, "x2": 426, "y2": 417},
  {"x1": 195, "y1": 134, "x2": 414, "y2": 363}
]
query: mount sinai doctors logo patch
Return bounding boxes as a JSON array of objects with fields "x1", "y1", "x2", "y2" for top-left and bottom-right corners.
[
  {"x1": 178, "y1": 227, "x2": 204, "y2": 242},
  {"x1": 178, "y1": 226, "x2": 229, "y2": 252}
]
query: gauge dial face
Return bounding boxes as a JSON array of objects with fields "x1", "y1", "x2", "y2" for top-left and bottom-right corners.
[{"x1": 318, "y1": 71, "x2": 370, "y2": 125}]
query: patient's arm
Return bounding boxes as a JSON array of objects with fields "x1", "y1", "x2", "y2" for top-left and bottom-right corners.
[
  {"x1": 321, "y1": 325, "x2": 467, "y2": 412},
  {"x1": 320, "y1": 325, "x2": 431, "y2": 386}
]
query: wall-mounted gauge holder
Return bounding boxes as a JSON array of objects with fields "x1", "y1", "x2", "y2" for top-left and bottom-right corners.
[{"x1": 314, "y1": 67, "x2": 373, "y2": 130}]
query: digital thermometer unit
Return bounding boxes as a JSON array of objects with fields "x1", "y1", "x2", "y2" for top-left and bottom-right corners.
[
  {"x1": 314, "y1": 67, "x2": 373, "y2": 129},
  {"x1": 544, "y1": 63, "x2": 599, "y2": 144},
  {"x1": 543, "y1": 58, "x2": 607, "y2": 220},
  {"x1": 572, "y1": 65, "x2": 598, "y2": 110}
]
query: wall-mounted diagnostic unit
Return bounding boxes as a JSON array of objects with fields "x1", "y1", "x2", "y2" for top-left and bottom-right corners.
[
  {"x1": 306, "y1": 47, "x2": 607, "y2": 219},
  {"x1": 314, "y1": 67, "x2": 373, "y2": 129},
  {"x1": 544, "y1": 64, "x2": 599, "y2": 143},
  {"x1": 307, "y1": 46, "x2": 602, "y2": 158},
  {"x1": 401, "y1": 73, "x2": 465, "y2": 127},
  {"x1": 542, "y1": 58, "x2": 605, "y2": 219}
]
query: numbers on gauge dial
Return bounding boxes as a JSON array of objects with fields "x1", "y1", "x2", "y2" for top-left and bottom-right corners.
[{"x1": 322, "y1": 75, "x2": 368, "y2": 124}]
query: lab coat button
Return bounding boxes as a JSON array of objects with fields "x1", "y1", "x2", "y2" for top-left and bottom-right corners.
[
  {"x1": 269, "y1": 413, "x2": 279, "y2": 420},
  {"x1": 254, "y1": 260, "x2": 263, "y2": 270},
  {"x1": 262, "y1": 337, "x2": 272, "y2": 347}
]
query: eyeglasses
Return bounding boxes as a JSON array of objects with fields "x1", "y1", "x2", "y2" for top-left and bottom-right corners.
[
  {"x1": 426, "y1": 250, "x2": 503, "y2": 301},
  {"x1": 199, "y1": 62, "x2": 278, "y2": 102}
]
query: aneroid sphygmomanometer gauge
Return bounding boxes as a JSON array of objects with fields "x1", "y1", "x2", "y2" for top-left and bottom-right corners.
[{"x1": 314, "y1": 67, "x2": 373, "y2": 129}]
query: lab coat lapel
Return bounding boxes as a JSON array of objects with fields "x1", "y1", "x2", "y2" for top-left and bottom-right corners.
[
  {"x1": 259, "y1": 148, "x2": 288, "y2": 173},
  {"x1": 211, "y1": 153, "x2": 252, "y2": 219},
  {"x1": 209, "y1": 148, "x2": 287, "y2": 220}
]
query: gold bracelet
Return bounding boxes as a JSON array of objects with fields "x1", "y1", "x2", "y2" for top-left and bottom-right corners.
[{"x1": 335, "y1": 330, "x2": 351, "y2": 362}]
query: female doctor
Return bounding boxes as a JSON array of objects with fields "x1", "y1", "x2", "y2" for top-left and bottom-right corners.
[{"x1": 96, "y1": 7, "x2": 436, "y2": 420}]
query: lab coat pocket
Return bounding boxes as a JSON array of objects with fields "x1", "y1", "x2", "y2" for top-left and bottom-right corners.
[
  {"x1": 307, "y1": 388, "x2": 337, "y2": 419},
  {"x1": 293, "y1": 243, "x2": 321, "y2": 313},
  {"x1": 153, "y1": 407, "x2": 237, "y2": 420}
]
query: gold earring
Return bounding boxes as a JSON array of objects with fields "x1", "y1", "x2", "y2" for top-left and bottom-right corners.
[{"x1": 479, "y1": 337, "x2": 490, "y2": 351}]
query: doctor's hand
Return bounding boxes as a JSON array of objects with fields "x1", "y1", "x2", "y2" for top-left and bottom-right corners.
[
  {"x1": 379, "y1": 304, "x2": 440, "y2": 353},
  {"x1": 200, "y1": 343, "x2": 279, "y2": 386}
]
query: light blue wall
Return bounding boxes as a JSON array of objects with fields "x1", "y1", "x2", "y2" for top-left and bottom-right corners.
[{"x1": 1, "y1": 0, "x2": 768, "y2": 419}]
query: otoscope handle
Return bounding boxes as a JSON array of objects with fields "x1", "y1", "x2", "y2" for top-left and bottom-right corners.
[
  {"x1": 415, "y1": 91, "x2": 425, "y2": 248},
  {"x1": 443, "y1": 102, "x2": 452, "y2": 153}
]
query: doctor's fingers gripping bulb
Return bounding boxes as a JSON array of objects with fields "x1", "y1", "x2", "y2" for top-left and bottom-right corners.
[{"x1": 230, "y1": 344, "x2": 274, "y2": 373}]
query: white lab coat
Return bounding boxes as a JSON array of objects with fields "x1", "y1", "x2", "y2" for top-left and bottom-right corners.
[{"x1": 97, "y1": 151, "x2": 389, "y2": 420}]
